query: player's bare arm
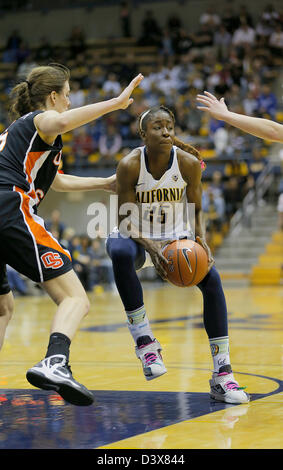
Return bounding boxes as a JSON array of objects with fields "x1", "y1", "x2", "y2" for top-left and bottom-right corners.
[
  {"x1": 196, "y1": 91, "x2": 283, "y2": 143},
  {"x1": 178, "y1": 149, "x2": 214, "y2": 269},
  {"x1": 117, "y1": 151, "x2": 168, "y2": 279},
  {"x1": 51, "y1": 173, "x2": 116, "y2": 193},
  {"x1": 35, "y1": 73, "x2": 143, "y2": 140}
]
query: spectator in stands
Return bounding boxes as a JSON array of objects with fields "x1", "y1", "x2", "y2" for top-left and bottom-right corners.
[
  {"x1": 68, "y1": 26, "x2": 86, "y2": 60},
  {"x1": 72, "y1": 235, "x2": 92, "y2": 291},
  {"x1": 191, "y1": 23, "x2": 214, "y2": 53},
  {"x1": 224, "y1": 150, "x2": 249, "y2": 180},
  {"x1": 98, "y1": 124, "x2": 122, "y2": 166},
  {"x1": 202, "y1": 187, "x2": 226, "y2": 232},
  {"x1": 60, "y1": 227, "x2": 76, "y2": 253},
  {"x1": 159, "y1": 28, "x2": 174, "y2": 62},
  {"x1": 73, "y1": 127, "x2": 95, "y2": 167},
  {"x1": 120, "y1": 1, "x2": 131, "y2": 38},
  {"x1": 16, "y1": 40, "x2": 31, "y2": 66},
  {"x1": 223, "y1": 176, "x2": 244, "y2": 219},
  {"x1": 123, "y1": 120, "x2": 141, "y2": 147},
  {"x1": 6, "y1": 266, "x2": 27, "y2": 296},
  {"x1": 138, "y1": 10, "x2": 162, "y2": 47},
  {"x1": 255, "y1": 17, "x2": 274, "y2": 46},
  {"x1": 249, "y1": 146, "x2": 267, "y2": 181},
  {"x1": 35, "y1": 37, "x2": 53, "y2": 63},
  {"x1": 167, "y1": 13, "x2": 182, "y2": 36},
  {"x1": 256, "y1": 84, "x2": 277, "y2": 119},
  {"x1": 16, "y1": 53, "x2": 38, "y2": 80},
  {"x1": 242, "y1": 90, "x2": 258, "y2": 116},
  {"x1": 117, "y1": 53, "x2": 137, "y2": 82},
  {"x1": 154, "y1": 68, "x2": 177, "y2": 95},
  {"x1": 103, "y1": 73, "x2": 122, "y2": 97},
  {"x1": 166, "y1": 13, "x2": 182, "y2": 51},
  {"x1": 175, "y1": 29, "x2": 193, "y2": 56},
  {"x1": 89, "y1": 238, "x2": 114, "y2": 289},
  {"x1": 213, "y1": 125, "x2": 229, "y2": 157},
  {"x1": 6, "y1": 29, "x2": 22, "y2": 51},
  {"x1": 211, "y1": 170, "x2": 225, "y2": 197},
  {"x1": 69, "y1": 80, "x2": 86, "y2": 108},
  {"x1": 199, "y1": 5, "x2": 221, "y2": 31},
  {"x1": 236, "y1": 5, "x2": 254, "y2": 29},
  {"x1": 269, "y1": 23, "x2": 283, "y2": 56},
  {"x1": 213, "y1": 24, "x2": 232, "y2": 61},
  {"x1": 232, "y1": 20, "x2": 256, "y2": 51},
  {"x1": 261, "y1": 4, "x2": 280, "y2": 26},
  {"x1": 70, "y1": 52, "x2": 90, "y2": 88},
  {"x1": 46, "y1": 210, "x2": 66, "y2": 242},
  {"x1": 221, "y1": 6, "x2": 239, "y2": 34}
]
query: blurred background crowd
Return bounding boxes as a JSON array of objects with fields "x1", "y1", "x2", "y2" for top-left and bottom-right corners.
[{"x1": 1, "y1": 0, "x2": 282, "y2": 294}]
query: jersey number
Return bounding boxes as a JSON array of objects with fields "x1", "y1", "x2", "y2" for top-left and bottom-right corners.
[
  {"x1": 0, "y1": 131, "x2": 8, "y2": 151},
  {"x1": 144, "y1": 207, "x2": 166, "y2": 224}
]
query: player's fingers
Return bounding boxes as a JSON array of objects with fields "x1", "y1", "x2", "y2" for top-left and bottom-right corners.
[
  {"x1": 196, "y1": 236, "x2": 204, "y2": 246},
  {"x1": 197, "y1": 98, "x2": 212, "y2": 106},
  {"x1": 196, "y1": 106, "x2": 210, "y2": 111},
  {"x1": 160, "y1": 254, "x2": 169, "y2": 265},
  {"x1": 204, "y1": 91, "x2": 217, "y2": 100},
  {"x1": 154, "y1": 259, "x2": 167, "y2": 279},
  {"x1": 128, "y1": 73, "x2": 144, "y2": 91},
  {"x1": 196, "y1": 94, "x2": 208, "y2": 100}
]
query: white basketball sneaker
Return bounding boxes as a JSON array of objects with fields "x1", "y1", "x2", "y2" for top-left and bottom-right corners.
[
  {"x1": 26, "y1": 354, "x2": 94, "y2": 406},
  {"x1": 210, "y1": 366, "x2": 250, "y2": 404},
  {"x1": 136, "y1": 336, "x2": 167, "y2": 381}
]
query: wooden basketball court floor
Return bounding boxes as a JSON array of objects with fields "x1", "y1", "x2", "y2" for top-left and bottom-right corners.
[{"x1": 0, "y1": 280, "x2": 282, "y2": 451}]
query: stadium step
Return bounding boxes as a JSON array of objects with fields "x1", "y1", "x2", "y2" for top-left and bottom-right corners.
[{"x1": 215, "y1": 203, "x2": 281, "y2": 284}]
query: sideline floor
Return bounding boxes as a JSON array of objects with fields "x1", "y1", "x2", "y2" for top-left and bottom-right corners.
[{"x1": 0, "y1": 283, "x2": 282, "y2": 449}]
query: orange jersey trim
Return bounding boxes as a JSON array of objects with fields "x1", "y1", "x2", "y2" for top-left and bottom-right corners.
[{"x1": 15, "y1": 186, "x2": 71, "y2": 262}]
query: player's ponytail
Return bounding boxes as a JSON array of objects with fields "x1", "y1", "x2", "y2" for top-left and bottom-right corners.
[
  {"x1": 172, "y1": 136, "x2": 206, "y2": 170},
  {"x1": 9, "y1": 63, "x2": 70, "y2": 120},
  {"x1": 10, "y1": 81, "x2": 32, "y2": 120}
]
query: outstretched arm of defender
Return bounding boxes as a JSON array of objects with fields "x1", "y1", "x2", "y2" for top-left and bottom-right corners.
[
  {"x1": 35, "y1": 74, "x2": 143, "y2": 136},
  {"x1": 196, "y1": 91, "x2": 283, "y2": 143},
  {"x1": 51, "y1": 173, "x2": 116, "y2": 193}
]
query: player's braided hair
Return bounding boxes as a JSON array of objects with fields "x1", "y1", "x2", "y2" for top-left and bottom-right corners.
[
  {"x1": 138, "y1": 105, "x2": 205, "y2": 170},
  {"x1": 9, "y1": 63, "x2": 70, "y2": 120}
]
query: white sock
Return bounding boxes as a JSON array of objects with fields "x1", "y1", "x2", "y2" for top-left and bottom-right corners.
[
  {"x1": 126, "y1": 305, "x2": 154, "y2": 345},
  {"x1": 209, "y1": 336, "x2": 231, "y2": 373}
]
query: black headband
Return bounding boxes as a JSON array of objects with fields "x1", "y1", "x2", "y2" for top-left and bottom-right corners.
[{"x1": 24, "y1": 80, "x2": 31, "y2": 90}]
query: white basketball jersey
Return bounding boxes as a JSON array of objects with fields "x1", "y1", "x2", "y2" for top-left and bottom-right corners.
[{"x1": 129, "y1": 146, "x2": 194, "y2": 240}]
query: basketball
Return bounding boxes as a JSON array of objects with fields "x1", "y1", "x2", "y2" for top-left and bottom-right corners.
[{"x1": 162, "y1": 239, "x2": 209, "y2": 287}]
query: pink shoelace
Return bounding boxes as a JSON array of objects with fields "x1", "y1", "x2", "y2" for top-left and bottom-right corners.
[
  {"x1": 218, "y1": 372, "x2": 246, "y2": 391},
  {"x1": 144, "y1": 352, "x2": 158, "y2": 365}
]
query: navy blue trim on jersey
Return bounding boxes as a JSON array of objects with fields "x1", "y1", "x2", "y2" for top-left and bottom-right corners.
[{"x1": 144, "y1": 146, "x2": 174, "y2": 179}]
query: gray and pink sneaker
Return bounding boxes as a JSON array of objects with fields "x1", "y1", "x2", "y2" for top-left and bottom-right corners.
[
  {"x1": 210, "y1": 365, "x2": 250, "y2": 404},
  {"x1": 135, "y1": 336, "x2": 167, "y2": 381}
]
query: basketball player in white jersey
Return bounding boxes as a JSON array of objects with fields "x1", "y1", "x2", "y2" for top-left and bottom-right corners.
[
  {"x1": 106, "y1": 106, "x2": 249, "y2": 404},
  {"x1": 196, "y1": 91, "x2": 283, "y2": 142}
]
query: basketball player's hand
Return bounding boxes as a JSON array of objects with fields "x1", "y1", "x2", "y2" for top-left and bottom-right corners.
[
  {"x1": 146, "y1": 240, "x2": 170, "y2": 280},
  {"x1": 116, "y1": 74, "x2": 144, "y2": 110},
  {"x1": 196, "y1": 236, "x2": 215, "y2": 271},
  {"x1": 196, "y1": 91, "x2": 229, "y2": 121},
  {"x1": 104, "y1": 174, "x2": 116, "y2": 193}
]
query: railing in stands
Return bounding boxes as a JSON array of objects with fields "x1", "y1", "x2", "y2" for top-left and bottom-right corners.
[{"x1": 229, "y1": 160, "x2": 277, "y2": 236}]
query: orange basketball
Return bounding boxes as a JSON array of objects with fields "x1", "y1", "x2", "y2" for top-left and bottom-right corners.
[{"x1": 162, "y1": 239, "x2": 208, "y2": 287}]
